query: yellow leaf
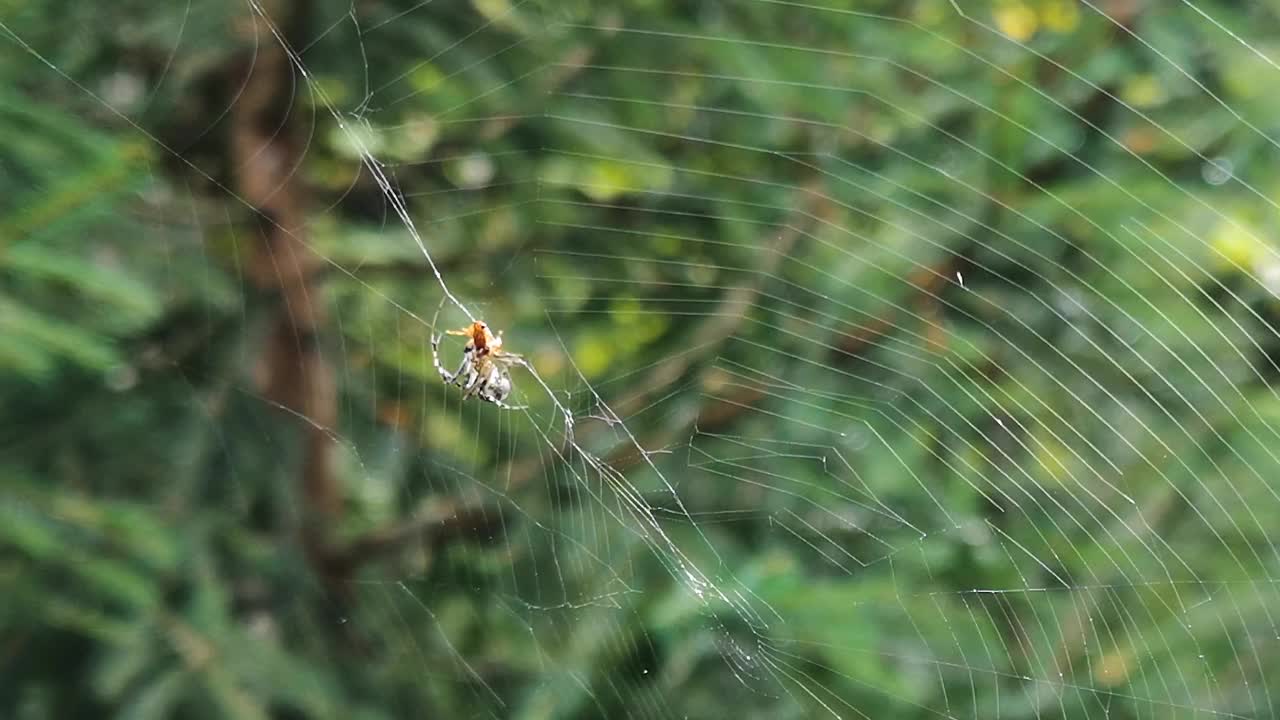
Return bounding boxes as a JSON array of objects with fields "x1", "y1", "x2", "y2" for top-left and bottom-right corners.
[
  {"x1": 582, "y1": 161, "x2": 632, "y2": 201},
  {"x1": 1210, "y1": 222, "x2": 1265, "y2": 271},
  {"x1": 1042, "y1": 0, "x2": 1080, "y2": 33},
  {"x1": 994, "y1": 4, "x2": 1038, "y2": 42},
  {"x1": 1121, "y1": 73, "x2": 1167, "y2": 108},
  {"x1": 409, "y1": 63, "x2": 446, "y2": 95},
  {"x1": 574, "y1": 335, "x2": 614, "y2": 377}
]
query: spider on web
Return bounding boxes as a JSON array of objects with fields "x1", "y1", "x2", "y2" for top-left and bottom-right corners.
[{"x1": 430, "y1": 298, "x2": 527, "y2": 410}]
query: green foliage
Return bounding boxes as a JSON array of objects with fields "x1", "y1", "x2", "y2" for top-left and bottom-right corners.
[{"x1": 5, "y1": 1, "x2": 1280, "y2": 718}]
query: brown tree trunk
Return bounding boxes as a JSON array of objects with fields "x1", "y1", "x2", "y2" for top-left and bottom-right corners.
[{"x1": 230, "y1": 0, "x2": 341, "y2": 586}]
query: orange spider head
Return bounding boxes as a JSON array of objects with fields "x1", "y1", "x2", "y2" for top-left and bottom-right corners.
[{"x1": 450, "y1": 320, "x2": 501, "y2": 355}]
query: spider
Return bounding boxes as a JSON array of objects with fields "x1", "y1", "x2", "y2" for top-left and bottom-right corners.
[{"x1": 431, "y1": 302, "x2": 526, "y2": 410}]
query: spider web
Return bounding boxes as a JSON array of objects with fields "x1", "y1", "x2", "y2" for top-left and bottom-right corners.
[{"x1": 7, "y1": 0, "x2": 1280, "y2": 718}]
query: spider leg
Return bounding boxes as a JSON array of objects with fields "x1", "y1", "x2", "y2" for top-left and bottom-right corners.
[
  {"x1": 460, "y1": 363, "x2": 482, "y2": 394},
  {"x1": 454, "y1": 356, "x2": 477, "y2": 388},
  {"x1": 488, "y1": 397, "x2": 527, "y2": 411},
  {"x1": 429, "y1": 293, "x2": 451, "y2": 342},
  {"x1": 464, "y1": 356, "x2": 499, "y2": 398},
  {"x1": 429, "y1": 296, "x2": 457, "y2": 382},
  {"x1": 488, "y1": 354, "x2": 525, "y2": 378},
  {"x1": 432, "y1": 333, "x2": 471, "y2": 384},
  {"x1": 429, "y1": 294, "x2": 479, "y2": 382}
]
